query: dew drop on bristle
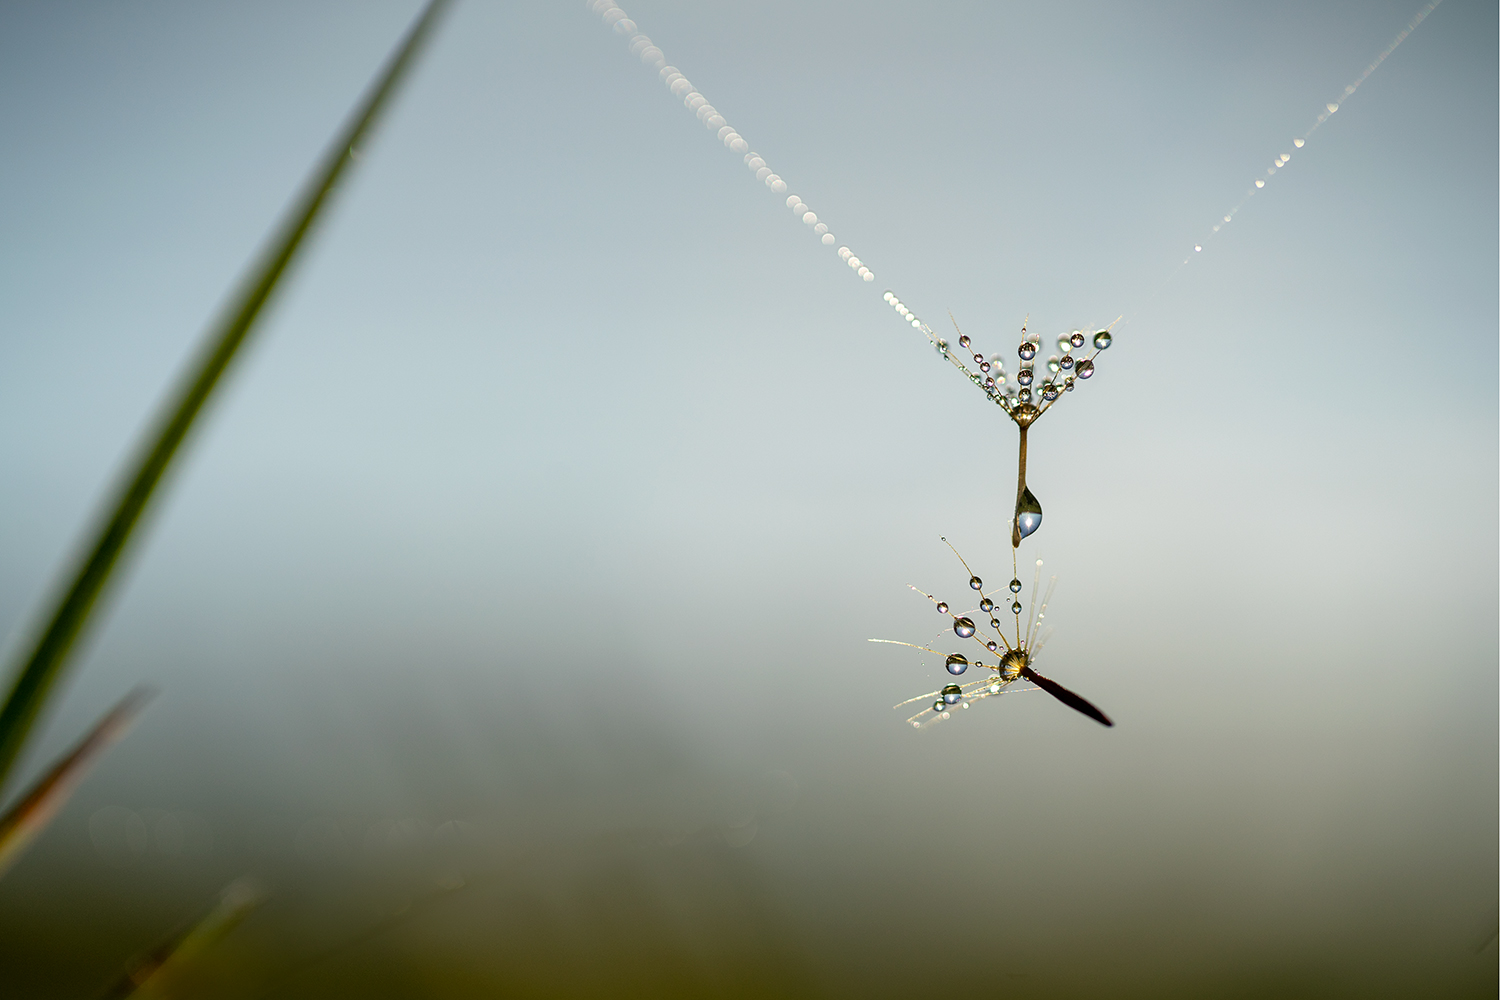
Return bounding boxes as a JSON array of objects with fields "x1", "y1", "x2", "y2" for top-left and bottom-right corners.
[
  {"x1": 1093, "y1": 330, "x2": 1112, "y2": 350},
  {"x1": 1011, "y1": 600, "x2": 1023, "y2": 614},
  {"x1": 969, "y1": 576, "x2": 982, "y2": 591},
  {"x1": 1041, "y1": 383, "x2": 1059, "y2": 401},
  {"x1": 936, "y1": 602, "x2": 948, "y2": 614},
  {"x1": 1070, "y1": 332, "x2": 1086, "y2": 349},
  {"x1": 1017, "y1": 368, "x2": 1034, "y2": 386},
  {"x1": 989, "y1": 617, "x2": 1002, "y2": 629},
  {"x1": 1047, "y1": 356, "x2": 1060, "y2": 373},
  {"x1": 953, "y1": 617, "x2": 976, "y2": 638},
  {"x1": 1059, "y1": 355, "x2": 1074, "y2": 370},
  {"x1": 1015, "y1": 486, "x2": 1043, "y2": 540},
  {"x1": 933, "y1": 700, "x2": 945, "y2": 713},
  {"x1": 1075, "y1": 359, "x2": 1095, "y2": 379},
  {"x1": 942, "y1": 684, "x2": 963, "y2": 705},
  {"x1": 1018, "y1": 342, "x2": 1037, "y2": 361},
  {"x1": 945, "y1": 654, "x2": 969, "y2": 676},
  {"x1": 980, "y1": 597, "x2": 994, "y2": 613},
  {"x1": 1009, "y1": 579, "x2": 1022, "y2": 593},
  {"x1": 958, "y1": 335, "x2": 970, "y2": 349},
  {"x1": 986, "y1": 640, "x2": 998, "y2": 652}
]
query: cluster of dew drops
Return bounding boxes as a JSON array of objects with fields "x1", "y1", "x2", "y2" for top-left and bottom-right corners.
[
  {"x1": 881, "y1": 292, "x2": 1113, "y2": 411},
  {"x1": 923, "y1": 570, "x2": 1028, "y2": 724}
]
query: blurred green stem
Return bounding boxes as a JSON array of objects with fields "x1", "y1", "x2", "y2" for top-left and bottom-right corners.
[{"x1": 0, "y1": 0, "x2": 451, "y2": 790}]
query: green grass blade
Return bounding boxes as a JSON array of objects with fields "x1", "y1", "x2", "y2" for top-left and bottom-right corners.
[
  {"x1": 0, "y1": 687, "x2": 153, "y2": 880},
  {"x1": 101, "y1": 876, "x2": 266, "y2": 998},
  {"x1": 0, "y1": 0, "x2": 451, "y2": 789}
]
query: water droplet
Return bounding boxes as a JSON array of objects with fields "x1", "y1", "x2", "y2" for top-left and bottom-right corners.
[
  {"x1": 942, "y1": 684, "x2": 963, "y2": 705},
  {"x1": 1019, "y1": 388, "x2": 1032, "y2": 402},
  {"x1": 979, "y1": 361, "x2": 991, "y2": 373},
  {"x1": 911, "y1": 720, "x2": 920, "y2": 728},
  {"x1": 1064, "y1": 378, "x2": 1075, "y2": 391},
  {"x1": 1294, "y1": 138, "x2": 1305, "y2": 148},
  {"x1": 972, "y1": 352, "x2": 984, "y2": 365},
  {"x1": 932, "y1": 699, "x2": 945, "y2": 713},
  {"x1": 989, "y1": 617, "x2": 1001, "y2": 629},
  {"x1": 1059, "y1": 354, "x2": 1074, "y2": 370},
  {"x1": 953, "y1": 617, "x2": 976, "y2": 638},
  {"x1": 1018, "y1": 342, "x2": 1037, "y2": 361},
  {"x1": 986, "y1": 640, "x2": 998, "y2": 652},
  {"x1": 1015, "y1": 486, "x2": 1042, "y2": 540},
  {"x1": 1255, "y1": 179, "x2": 1265, "y2": 188},
  {"x1": 936, "y1": 602, "x2": 948, "y2": 614},
  {"x1": 1041, "y1": 383, "x2": 1059, "y2": 401},
  {"x1": 969, "y1": 576, "x2": 983, "y2": 591},
  {"x1": 1057, "y1": 335, "x2": 1072, "y2": 353},
  {"x1": 979, "y1": 597, "x2": 994, "y2": 613},
  {"x1": 1069, "y1": 332, "x2": 1086, "y2": 349},
  {"x1": 945, "y1": 654, "x2": 969, "y2": 676},
  {"x1": 1075, "y1": 359, "x2": 1095, "y2": 379},
  {"x1": 988, "y1": 680, "x2": 1002, "y2": 694},
  {"x1": 1010, "y1": 600, "x2": 1022, "y2": 614},
  {"x1": 958, "y1": 335, "x2": 971, "y2": 349},
  {"x1": 1017, "y1": 368, "x2": 1034, "y2": 386},
  {"x1": 1093, "y1": 330, "x2": 1112, "y2": 350},
  {"x1": 1009, "y1": 579, "x2": 1022, "y2": 593}
]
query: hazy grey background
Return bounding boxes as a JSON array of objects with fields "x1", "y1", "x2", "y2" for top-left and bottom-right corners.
[{"x1": 0, "y1": 1, "x2": 1494, "y2": 995}]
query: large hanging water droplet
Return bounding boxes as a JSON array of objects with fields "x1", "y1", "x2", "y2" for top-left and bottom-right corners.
[
  {"x1": 945, "y1": 654, "x2": 969, "y2": 676},
  {"x1": 969, "y1": 576, "x2": 983, "y2": 591},
  {"x1": 936, "y1": 602, "x2": 948, "y2": 614},
  {"x1": 1009, "y1": 579, "x2": 1022, "y2": 593},
  {"x1": 980, "y1": 597, "x2": 994, "y2": 613},
  {"x1": 1015, "y1": 486, "x2": 1042, "y2": 540},
  {"x1": 1075, "y1": 359, "x2": 1095, "y2": 379},
  {"x1": 953, "y1": 617, "x2": 976, "y2": 638},
  {"x1": 1011, "y1": 600, "x2": 1022, "y2": 614},
  {"x1": 1069, "y1": 331, "x2": 1086, "y2": 349},
  {"x1": 1018, "y1": 342, "x2": 1037, "y2": 362},
  {"x1": 1093, "y1": 330, "x2": 1112, "y2": 350},
  {"x1": 942, "y1": 684, "x2": 963, "y2": 705}
]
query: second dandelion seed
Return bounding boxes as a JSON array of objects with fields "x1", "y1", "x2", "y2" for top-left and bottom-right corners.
[{"x1": 885, "y1": 292, "x2": 1115, "y2": 549}]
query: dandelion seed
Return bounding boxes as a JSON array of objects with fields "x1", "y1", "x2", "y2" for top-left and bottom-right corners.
[{"x1": 875, "y1": 542, "x2": 1112, "y2": 730}]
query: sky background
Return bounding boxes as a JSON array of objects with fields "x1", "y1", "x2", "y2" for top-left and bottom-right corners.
[{"x1": 0, "y1": 1, "x2": 1495, "y2": 996}]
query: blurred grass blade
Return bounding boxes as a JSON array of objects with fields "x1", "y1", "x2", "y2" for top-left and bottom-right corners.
[
  {"x1": 102, "y1": 876, "x2": 266, "y2": 999},
  {"x1": 0, "y1": 686, "x2": 153, "y2": 880},
  {"x1": 0, "y1": 0, "x2": 451, "y2": 790}
]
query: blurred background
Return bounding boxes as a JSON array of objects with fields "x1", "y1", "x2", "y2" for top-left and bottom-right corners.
[{"x1": 0, "y1": 1, "x2": 1494, "y2": 996}]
